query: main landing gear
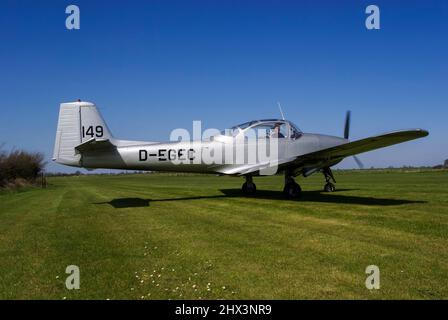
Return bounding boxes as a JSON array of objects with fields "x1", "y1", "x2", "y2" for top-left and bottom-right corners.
[
  {"x1": 241, "y1": 174, "x2": 302, "y2": 199},
  {"x1": 283, "y1": 174, "x2": 301, "y2": 199},
  {"x1": 322, "y1": 167, "x2": 336, "y2": 192},
  {"x1": 242, "y1": 175, "x2": 256, "y2": 195}
]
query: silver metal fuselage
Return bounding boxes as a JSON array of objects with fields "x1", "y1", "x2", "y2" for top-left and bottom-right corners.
[{"x1": 79, "y1": 132, "x2": 347, "y2": 175}]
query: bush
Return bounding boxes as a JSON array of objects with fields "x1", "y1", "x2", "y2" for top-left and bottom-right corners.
[
  {"x1": 0, "y1": 146, "x2": 46, "y2": 188},
  {"x1": 3, "y1": 178, "x2": 29, "y2": 190}
]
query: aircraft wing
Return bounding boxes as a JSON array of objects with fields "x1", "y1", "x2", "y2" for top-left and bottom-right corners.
[
  {"x1": 289, "y1": 129, "x2": 429, "y2": 172},
  {"x1": 219, "y1": 129, "x2": 428, "y2": 176},
  {"x1": 74, "y1": 138, "x2": 116, "y2": 154}
]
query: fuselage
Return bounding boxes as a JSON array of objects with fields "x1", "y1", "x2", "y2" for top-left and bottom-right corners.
[
  {"x1": 53, "y1": 106, "x2": 348, "y2": 176},
  {"x1": 78, "y1": 132, "x2": 348, "y2": 175}
]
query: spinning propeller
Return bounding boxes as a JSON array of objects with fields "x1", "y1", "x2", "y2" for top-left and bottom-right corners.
[{"x1": 344, "y1": 111, "x2": 364, "y2": 169}]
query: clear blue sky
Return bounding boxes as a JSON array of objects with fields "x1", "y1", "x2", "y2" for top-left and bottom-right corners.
[{"x1": 0, "y1": 0, "x2": 447, "y2": 172}]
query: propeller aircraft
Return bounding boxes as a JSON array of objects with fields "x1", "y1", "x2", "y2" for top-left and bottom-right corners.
[{"x1": 53, "y1": 101, "x2": 428, "y2": 198}]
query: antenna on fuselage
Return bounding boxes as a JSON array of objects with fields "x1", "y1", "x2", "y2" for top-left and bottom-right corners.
[{"x1": 277, "y1": 102, "x2": 285, "y2": 120}]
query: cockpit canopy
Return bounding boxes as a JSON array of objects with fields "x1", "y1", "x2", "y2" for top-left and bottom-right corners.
[{"x1": 221, "y1": 119, "x2": 302, "y2": 139}]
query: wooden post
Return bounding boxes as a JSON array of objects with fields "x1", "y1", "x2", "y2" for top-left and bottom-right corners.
[{"x1": 41, "y1": 170, "x2": 47, "y2": 188}]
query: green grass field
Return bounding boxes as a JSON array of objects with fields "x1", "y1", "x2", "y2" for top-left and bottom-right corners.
[{"x1": 0, "y1": 170, "x2": 447, "y2": 299}]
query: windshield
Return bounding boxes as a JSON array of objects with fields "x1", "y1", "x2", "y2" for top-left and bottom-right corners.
[
  {"x1": 289, "y1": 122, "x2": 302, "y2": 132},
  {"x1": 289, "y1": 121, "x2": 302, "y2": 139}
]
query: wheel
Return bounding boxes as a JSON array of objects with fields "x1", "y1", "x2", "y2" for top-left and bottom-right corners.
[
  {"x1": 324, "y1": 182, "x2": 336, "y2": 192},
  {"x1": 283, "y1": 182, "x2": 302, "y2": 199},
  {"x1": 242, "y1": 182, "x2": 256, "y2": 195}
]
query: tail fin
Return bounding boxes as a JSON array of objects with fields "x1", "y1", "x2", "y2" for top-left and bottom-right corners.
[{"x1": 53, "y1": 101, "x2": 113, "y2": 166}]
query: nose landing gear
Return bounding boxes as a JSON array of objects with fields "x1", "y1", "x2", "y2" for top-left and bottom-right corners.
[
  {"x1": 322, "y1": 167, "x2": 336, "y2": 192},
  {"x1": 242, "y1": 175, "x2": 256, "y2": 195},
  {"x1": 324, "y1": 182, "x2": 336, "y2": 192}
]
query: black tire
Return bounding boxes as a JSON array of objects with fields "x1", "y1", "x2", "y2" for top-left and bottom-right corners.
[
  {"x1": 283, "y1": 182, "x2": 302, "y2": 199},
  {"x1": 242, "y1": 182, "x2": 256, "y2": 195},
  {"x1": 324, "y1": 182, "x2": 336, "y2": 192}
]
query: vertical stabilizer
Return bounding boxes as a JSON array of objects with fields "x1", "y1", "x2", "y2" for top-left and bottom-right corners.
[{"x1": 53, "y1": 101, "x2": 113, "y2": 166}]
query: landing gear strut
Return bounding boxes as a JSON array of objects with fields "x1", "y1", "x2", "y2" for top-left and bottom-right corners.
[
  {"x1": 322, "y1": 167, "x2": 336, "y2": 192},
  {"x1": 283, "y1": 174, "x2": 301, "y2": 199},
  {"x1": 242, "y1": 175, "x2": 256, "y2": 195}
]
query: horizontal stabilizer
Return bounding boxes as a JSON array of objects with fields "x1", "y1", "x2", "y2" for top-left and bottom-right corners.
[{"x1": 75, "y1": 138, "x2": 116, "y2": 154}]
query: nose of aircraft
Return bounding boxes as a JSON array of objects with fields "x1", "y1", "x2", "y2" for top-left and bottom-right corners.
[{"x1": 317, "y1": 134, "x2": 348, "y2": 150}]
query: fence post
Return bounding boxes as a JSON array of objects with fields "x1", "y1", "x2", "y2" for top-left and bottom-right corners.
[{"x1": 41, "y1": 170, "x2": 47, "y2": 188}]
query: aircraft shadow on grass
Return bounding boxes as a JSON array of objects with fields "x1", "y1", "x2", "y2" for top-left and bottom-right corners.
[{"x1": 95, "y1": 189, "x2": 425, "y2": 209}]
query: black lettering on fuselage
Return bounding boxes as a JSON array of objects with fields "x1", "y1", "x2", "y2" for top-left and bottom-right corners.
[
  {"x1": 139, "y1": 150, "x2": 147, "y2": 161},
  {"x1": 188, "y1": 148, "x2": 195, "y2": 160},
  {"x1": 178, "y1": 149, "x2": 185, "y2": 161},
  {"x1": 158, "y1": 149, "x2": 167, "y2": 161},
  {"x1": 168, "y1": 149, "x2": 176, "y2": 161},
  {"x1": 138, "y1": 148, "x2": 196, "y2": 162}
]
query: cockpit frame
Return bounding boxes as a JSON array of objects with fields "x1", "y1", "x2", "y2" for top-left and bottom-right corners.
[{"x1": 228, "y1": 119, "x2": 302, "y2": 140}]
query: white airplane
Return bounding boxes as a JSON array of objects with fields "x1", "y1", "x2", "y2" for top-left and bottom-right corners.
[{"x1": 53, "y1": 101, "x2": 428, "y2": 198}]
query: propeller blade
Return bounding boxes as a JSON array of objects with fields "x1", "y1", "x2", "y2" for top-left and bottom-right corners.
[
  {"x1": 353, "y1": 155, "x2": 364, "y2": 169},
  {"x1": 344, "y1": 110, "x2": 351, "y2": 139}
]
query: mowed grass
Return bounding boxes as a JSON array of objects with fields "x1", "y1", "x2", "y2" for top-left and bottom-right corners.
[{"x1": 0, "y1": 170, "x2": 447, "y2": 299}]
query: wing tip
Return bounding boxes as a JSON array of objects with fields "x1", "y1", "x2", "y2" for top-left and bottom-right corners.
[
  {"x1": 392, "y1": 128, "x2": 429, "y2": 138},
  {"x1": 415, "y1": 128, "x2": 429, "y2": 137}
]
